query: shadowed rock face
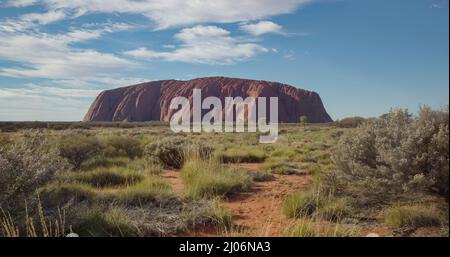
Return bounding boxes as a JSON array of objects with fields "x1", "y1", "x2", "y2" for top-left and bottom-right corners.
[{"x1": 83, "y1": 77, "x2": 333, "y2": 123}]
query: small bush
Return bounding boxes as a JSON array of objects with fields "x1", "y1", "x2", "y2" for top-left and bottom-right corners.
[
  {"x1": 144, "y1": 137, "x2": 213, "y2": 168},
  {"x1": 300, "y1": 115, "x2": 309, "y2": 125},
  {"x1": 58, "y1": 135, "x2": 102, "y2": 170},
  {"x1": 181, "y1": 157, "x2": 253, "y2": 199},
  {"x1": 0, "y1": 134, "x2": 12, "y2": 149},
  {"x1": 334, "y1": 117, "x2": 366, "y2": 128},
  {"x1": 332, "y1": 107, "x2": 449, "y2": 203},
  {"x1": 0, "y1": 130, "x2": 65, "y2": 212},
  {"x1": 104, "y1": 135, "x2": 143, "y2": 159},
  {"x1": 384, "y1": 205, "x2": 442, "y2": 229}
]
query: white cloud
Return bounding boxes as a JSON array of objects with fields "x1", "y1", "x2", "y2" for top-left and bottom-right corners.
[
  {"x1": 20, "y1": 10, "x2": 66, "y2": 25},
  {"x1": 4, "y1": 0, "x2": 38, "y2": 7},
  {"x1": 240, "y1": 21, "x2": 284, "y2": 36},
  {"x1": 0, "y1": 23, "x2": 135, "y2": 80},
  {"x1": 38, "y1": 0, "x2": 313, "y2": 29},
  {"x1": 0, "y1": 85, "x2": 102, "y2": 99},
  {"x1": 125, "y1": 25, "x2": 268, "y2": 65},
  {"x1": 429, "y1": 3, "x2": 441, "y2": 9}
]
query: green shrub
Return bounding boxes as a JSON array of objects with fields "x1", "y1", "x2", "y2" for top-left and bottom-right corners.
[
  {"x1": 0, "y1": 130, "x2": 65, "y2": 212},
  {"x1": 144, "y1": 137, "x2": 213, "y2": 168},
  {"x1": 300, "y1": 115, "x2": 309, "y2": 125},
  {"x1": 58, "y1": 135, "x2": 102, "y2": 170},
  {"x1": 0, "y1": 134, "x2": 12, "y2": 149},
  {"x1": 332, "y1": 107, "x2": 449, "y2": 203},
  {"x1": 384, "y1": 205, "x2": 442, "y2": 229},
  {"x1": 334, "y1": 117, "x2": 366, "y2": 128},
  {"x1": 104, "y1": 135, "x2": 143, "y2": 159},
  {"x1": 181, "y1": 157, "x2": 253, "y2": 199}
]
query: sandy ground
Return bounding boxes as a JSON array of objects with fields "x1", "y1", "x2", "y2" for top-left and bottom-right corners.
[
  {"x1": 162, "y1": 164, "x2": 445, "y2": 237},
  {"x1": 162, "y1": 163, "x2": 312, "y2": 236}
]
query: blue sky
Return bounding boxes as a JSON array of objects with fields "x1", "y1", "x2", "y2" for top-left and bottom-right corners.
[{"x1": 0, "y1": 0, "x2": 448, "y2": 121}]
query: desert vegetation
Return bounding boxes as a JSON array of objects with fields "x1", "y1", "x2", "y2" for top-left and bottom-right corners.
[{"x1": 0, "y1": 106, "x2": 448, "y2": 237}]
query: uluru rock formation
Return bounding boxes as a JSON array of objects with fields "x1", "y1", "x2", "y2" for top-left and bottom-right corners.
[{"x1": 83, "y1": 77, "x2": 332, "y2": 123}]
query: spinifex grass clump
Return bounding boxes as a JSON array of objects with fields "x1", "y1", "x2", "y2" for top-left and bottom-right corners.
[
  {"x1": 216, "y1": 148, "x2": 266, "y2": 163},
  {"x1": 71, "y1": 168, "x2": 144, "y2": 188},
  {"x1": 181, "y1": 155, "x2": 253, "y2": 199},
  {"x1": 383, "y1": 205, "x2": 443, "y2": 229},
  {"x1": 283, "y1": 185, "x2": 351, "y2": 221}
]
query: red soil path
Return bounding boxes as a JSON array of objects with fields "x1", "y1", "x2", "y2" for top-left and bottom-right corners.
[{"x1": 162, "y1": 163, "x2": 312, "y2": 236}]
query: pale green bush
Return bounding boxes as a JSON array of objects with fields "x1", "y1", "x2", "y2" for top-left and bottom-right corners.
[
  {"x1": 0, "y1": 130, "x2": 65, "y2": 212},
  {"x1": 332, "y1": 106, "x2": 449, "y2": 203}
]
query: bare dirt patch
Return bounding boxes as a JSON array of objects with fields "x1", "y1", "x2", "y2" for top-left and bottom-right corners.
[
  {"x1": 224, "y1": 168, "x2": 312, "y2": 236},
  {"x1": 161, "y1": 169, "x2": 185, "y2": 195},
  {"x1": 162, "y1": 163, "x2": 313, "y2": 236}
]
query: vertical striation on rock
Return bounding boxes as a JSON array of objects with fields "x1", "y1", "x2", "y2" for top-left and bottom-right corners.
[{"x1": 83, "y1": 77, "x2": 332, "y2": 123}]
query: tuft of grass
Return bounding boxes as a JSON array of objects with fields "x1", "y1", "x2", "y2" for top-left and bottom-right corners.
[
  {"x1": 216, "y1": 148, "x2": 266, "y2": 163},
  {"x1": 115, "y1": 176, "x2": 174, "y2": 204},
  {"x1": 41, "y1": 176, "x2": 173, "y2": 205},
  {"x1": 198, "y1": 198, "x2": 233, "y2": 229},
  {"x1": 384, "y1": 205, "x2": 443, "y2": 229},
  {"x1": 323, "y1": 224, "x2": 359, "y2": 237},
  {"x1": 284, "y1": 220, "x2": 358, "y2": 237},
  {"x1": 181, "y1": 157, "x2": 253, "y2": 199},
  {"x1": 283, "y1": 186, "x2": 351, "y2": 221},
  {"x1": 261, "y1": 161, "x2": 305, "y2": 175},
  {"x1": 1, "y1": 198, "x2": 68, "y2": 237},
  {"x1": 72, "y1": 168, "x2": 144, "y2": 188},
  {"x1": 245, "y1": 170, "x2": 274, "y2": 182},
  {"x1": 283, "y1": 191, "x2": 319, "y2": 218},
  {"x1": 284, "y1": 221, "x2": 318, "y2": 237},
  {"x1": 81, "y1": 156, "x2": 128, "y2": 171},
  {"x1": 317, "y1": 197, "x2": 352, "y2": 221},
  {"x1": 41, "y1": 182, "x2": 97, "y2": 204},
  {"x1": 74, "y1": 205, "x2": 139, "y2": 237}
]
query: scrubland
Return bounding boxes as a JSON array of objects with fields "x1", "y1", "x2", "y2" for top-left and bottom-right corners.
[{"x1": 0, "y1": 106, "x2": 448, "y2": 237}]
